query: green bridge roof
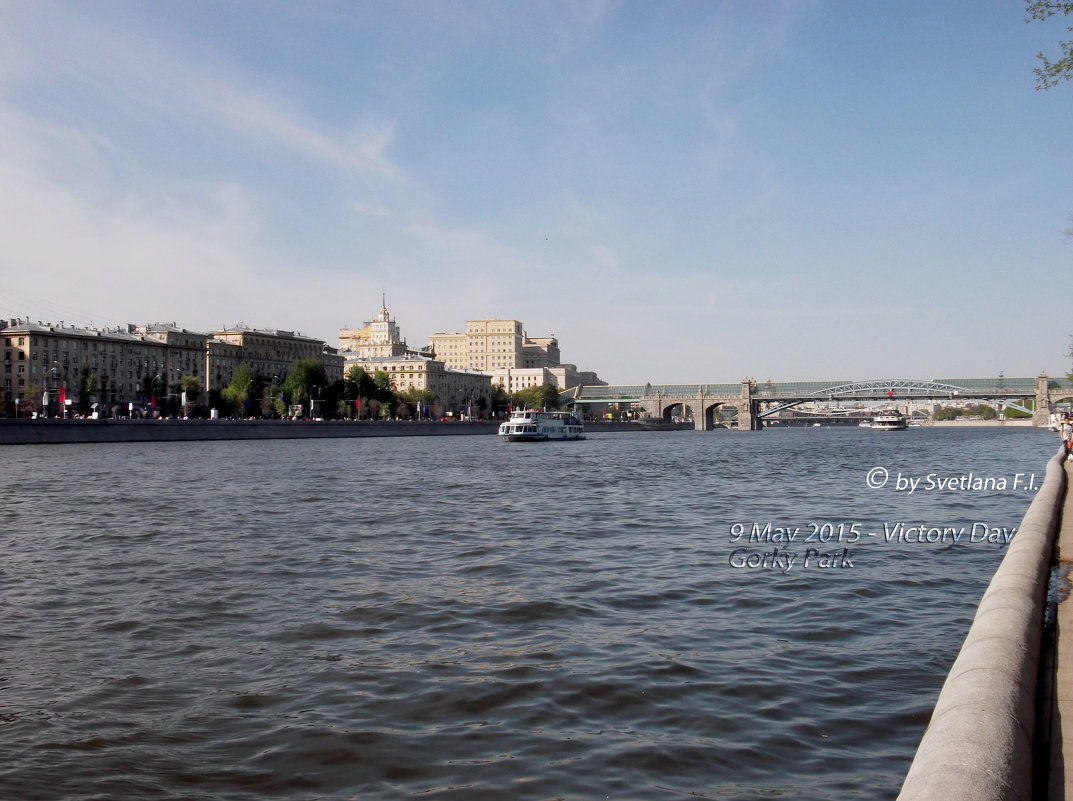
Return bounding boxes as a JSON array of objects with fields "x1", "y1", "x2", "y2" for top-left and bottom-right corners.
[{"x1": 561, "y1": 376, "x2": 1072, "y2": 403}]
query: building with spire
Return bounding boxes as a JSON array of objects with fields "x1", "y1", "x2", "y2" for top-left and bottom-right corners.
[
  {"x1": 338, "y1": 300, "x2": 490, "y2": 416},
  {"x1": 338, "y1": 296, "x2": 426, "y2": 359}
]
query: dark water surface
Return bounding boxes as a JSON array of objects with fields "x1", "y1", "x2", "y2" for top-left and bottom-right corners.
[{"x1": 0, "y1": 427, "x2": 1059, "y2": 799}]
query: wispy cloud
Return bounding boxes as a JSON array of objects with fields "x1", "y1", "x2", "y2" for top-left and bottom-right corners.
[{"x1": 0, "y1": 1, "x2": 1067, "y2": 381}]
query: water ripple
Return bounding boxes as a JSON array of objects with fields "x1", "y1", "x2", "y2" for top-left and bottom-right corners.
[{"x1": 0, "y1": 428, "x2": 1055, "y2": 799}]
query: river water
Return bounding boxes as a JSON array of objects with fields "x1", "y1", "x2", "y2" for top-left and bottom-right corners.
[{"x1": 0, "y1": 426, "x2": 1059, "y2": 800}]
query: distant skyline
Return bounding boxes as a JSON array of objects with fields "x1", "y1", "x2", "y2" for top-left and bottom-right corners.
[{"x1": 1, "y1": 1, "x2": 1071, "y2": 383}]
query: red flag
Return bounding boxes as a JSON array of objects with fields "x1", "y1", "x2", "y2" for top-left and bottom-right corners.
[
  {"x1": 59, "y1": 386, "x2": 65, "y2": 406},
  {"x1": 151, "y1": 395, "x2": 156, "y2": 409}
]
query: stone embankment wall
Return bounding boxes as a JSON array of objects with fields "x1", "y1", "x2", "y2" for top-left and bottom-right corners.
[
  {"x1": 897, "y1": 446, "x2": 1068, "y2": 801},
  {"x1": 0, "y1": 419, "x2": 499, "y2": 444},
  {"x1": 0, "y1": 419, "x2": 645, "y2": 445}
]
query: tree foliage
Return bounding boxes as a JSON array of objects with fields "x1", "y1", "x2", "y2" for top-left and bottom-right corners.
[
  {"x1": 371, "y1": 370, "x2": 393, "y2": 402},
  {"x1": 511, "y1": 383, "x2": 561, "y2": 411},
  {"x1": 934, "y1": 403, "x2": 999, "y2": 420},
  {"x1": 396, "y1": 387, "x2": 434, "y2": 418},
  {"x1": 1027, "y1": 1, "x2": 1073, "y2": 89},
  {"x1": 490, "y1": 383, "x2": 510, "y2": 415},
  {"x1": 283, "y1": 358, "x2": 328, "y2": 410},
  {"x1": 222, "y1": 363, "x2": 254, "y2": 414},
  {"x1": 345, "y1": 365, "x2": 376, "y2": 400}
]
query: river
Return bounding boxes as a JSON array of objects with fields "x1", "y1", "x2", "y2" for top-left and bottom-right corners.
[{"x1": 0, "y1": 426, "x2": 1058, "y2": 799}]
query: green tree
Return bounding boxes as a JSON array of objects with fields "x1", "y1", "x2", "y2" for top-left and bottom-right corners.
[
  {"x1": 319, "y1": 379, "x2": 344, "y2": 420},
  {"x1": 1027, "y1": 1, "x2": 1073, "y2": 89},
  {"x1": 346, "y1": 365, "x2": 376, "y2": 396},
  {"x1": 283, "y1": 358, "x2": 328, "y2": 416},
  {"x1": 490, "y1": 383, "x2": 510, "y2": 416},
  {"x1": 222, "y1": 363, "x2": 254, "y2": 416},
  {"x1": 396, "y1": 387, "x2": 434, "y2": 419},
  {"x1": 966, "y1": 403, "x2": 998, "y2": 420},
  {"x1": 511, "y1": 383, "x2": 561, "y2": 411},
  {"x1": 345, "y1": 365, "x2": 377, "y2": 418},
  {"x1": 258, "y1": 377, "x2": 282, "y2": 418},
  {"x1": 934, "y1": 406, "x2": 960, "y2": 421},
  {"x1": 371, "y1": 370, "x2": 393, "y2": 402}
]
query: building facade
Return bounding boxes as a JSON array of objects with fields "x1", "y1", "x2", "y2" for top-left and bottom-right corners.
[
  {"x1": 429, "y1": 319, "x2": 561, "y2": 373},
  {"x1": 205, "y1": 338, "x2": 243, "y2": 394},
  {"x1": 338, "y1": 300, "x2": 429, "y2": 360},
  {"x1": 341, "y1": 352, "x2": 491, "y2": 416},
  {"x1": 135, "y1": 324, "x2": 209, "y2": 387},
  {"x1": 211, "y1": 326, "x2": 342, "y2": 386},
  {"x1": 429, "y1": 318, "x2": 601, "y2": 393},
  {"x1": 1, "y1": 317, "x2": 344, "y2": 415},
  {"x1": 2, "y1": 318, "x2": 168, "y2": 414}
]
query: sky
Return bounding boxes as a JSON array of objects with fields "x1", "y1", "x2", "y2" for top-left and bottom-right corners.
[{"x1": 1, "y1": 1, "x2": 1071, "y2": 384}]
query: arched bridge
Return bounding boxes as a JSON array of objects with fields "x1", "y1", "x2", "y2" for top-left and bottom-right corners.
[{"x1": 559, "y1": 375, "x2": 1073, "y2": 430}]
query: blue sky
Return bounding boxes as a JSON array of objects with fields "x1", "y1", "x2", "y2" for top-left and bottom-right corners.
[{"x1": 1, "y1": 0, "x2": 1070, "y2": 383}]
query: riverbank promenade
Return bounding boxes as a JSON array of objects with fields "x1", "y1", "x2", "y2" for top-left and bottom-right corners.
[
  {"x1": 1039, "y1": 457, "x2": 1073, "y2": 798},
  {"x1": 898, "y1": 445, "x2": 1069, "y2": 800}
]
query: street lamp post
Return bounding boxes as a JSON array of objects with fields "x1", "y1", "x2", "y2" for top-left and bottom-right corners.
[
  {"x1": 173, "y1": 368, "x2": 184, "y2": 418},
  {"x1": 44, "y1": 363, "x2": 61, "y2": 418}
]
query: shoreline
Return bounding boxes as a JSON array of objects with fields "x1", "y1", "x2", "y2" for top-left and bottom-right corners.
[
  {"x1": 0, "y1": 417, "x2": 1042, "y2": 445},
  {"x1": 928, "y1": 419, "x2": 1036, "y2": 427},
  {"x1": 0, "y1": 418, "x2": 647, "y2": 445}
]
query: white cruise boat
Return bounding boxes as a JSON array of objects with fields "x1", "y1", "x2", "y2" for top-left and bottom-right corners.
[
  {"x1": 870, "y1": 410, "x2": 908, "y2": 431},
  {"x1": 498, "y1": 409, "x2": 585, "y2": 442}
]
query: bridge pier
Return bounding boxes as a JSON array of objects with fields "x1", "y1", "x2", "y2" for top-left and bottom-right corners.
[
  {"x1": 1035, "y1": 373, "x2": 1054, "y2": 428},
  {"x1": 736, "y1": 380, "x2": 762, "y2": 430},
  {"x1": 693, "y1": 395, "x2": 708, "y2": 431},
  {"x1": 736, "y1": 401, "x2": 762, "y2": 430}
]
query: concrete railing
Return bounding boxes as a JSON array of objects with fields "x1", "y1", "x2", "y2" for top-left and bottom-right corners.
[{"x1": 898, "y1": 446, "x2": 1068, "y2": 801}]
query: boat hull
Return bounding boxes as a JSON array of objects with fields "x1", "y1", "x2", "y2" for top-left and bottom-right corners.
[{"x1": 502, "y1": 433, "x2": 583, "y2": 442}]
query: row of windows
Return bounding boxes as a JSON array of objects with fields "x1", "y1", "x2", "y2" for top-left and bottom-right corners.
[
  {"x1": 4, "y1": 379, "x2": 148, "y2": 394},
  {"x1": 5, "y1": 339, "x2": 160, "y2": 357},
  {"x1": 6, "y1": 361, "x2": 201, "y2": 379}
]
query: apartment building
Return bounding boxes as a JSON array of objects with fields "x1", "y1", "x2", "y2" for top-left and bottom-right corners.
[
  {"x1": 429, "y1": 318, "x2": 603, "y2": 393},
  {"x1": 2, "y1": 318, "x2": 168, "y2": 414},
  {"x1": 1, "y1": 317, "x2": 344, "y2": 414},
  {"x1": 429, "y1": 319, "x2": 560, "y2": 372},
  {"x1": 135, "y1": 324, "x2": 208, "y2": 384},
  {"x1": 206, "y1": 338, "x2": 242, "y2": 393},
  {"x1": 211, "y1": 326, "x2": 343, "y2": 385}
]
